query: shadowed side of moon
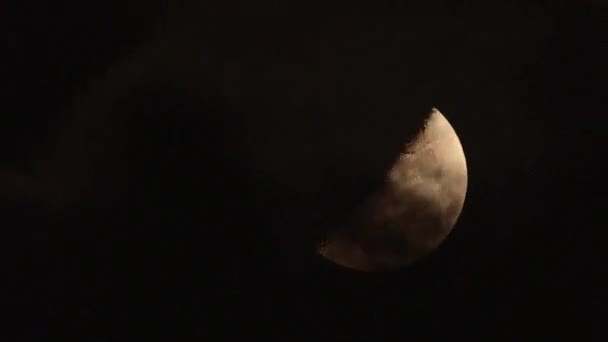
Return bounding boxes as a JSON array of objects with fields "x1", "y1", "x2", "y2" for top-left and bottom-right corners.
[{"x1": 318, "y1": 109, "x2": 468, "y2": 271}]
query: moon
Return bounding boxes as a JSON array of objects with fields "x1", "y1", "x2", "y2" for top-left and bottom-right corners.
[{"x1": 318, "y1": 108, "x2": 467, "y2": 271}]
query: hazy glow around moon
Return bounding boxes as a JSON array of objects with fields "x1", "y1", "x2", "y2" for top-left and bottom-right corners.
[{"x1": 318, "y1": 108, "x2": 467, "y2": 271}]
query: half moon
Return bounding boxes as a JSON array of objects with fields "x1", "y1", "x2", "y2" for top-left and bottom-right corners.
[{"x1": 318, "y1": 108, "x2": 467, "y2": 271}]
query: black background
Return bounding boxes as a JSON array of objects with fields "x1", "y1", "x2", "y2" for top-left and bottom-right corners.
[{"x1": 2, "y1": 1, "x2": 605, "y2": 340}]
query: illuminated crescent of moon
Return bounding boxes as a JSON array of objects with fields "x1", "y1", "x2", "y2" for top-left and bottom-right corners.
[{"x1": 319, "y1": 108, "x2": 468, "y2": 271}]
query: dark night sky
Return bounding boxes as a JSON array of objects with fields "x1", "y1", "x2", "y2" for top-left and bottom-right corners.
[{"x1": 2, "y1": 1, "x2": 605, "y2": 340}]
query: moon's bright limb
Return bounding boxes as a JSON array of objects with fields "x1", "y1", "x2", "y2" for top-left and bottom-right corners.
[{"x1": 318, "y1": 108, "x2": 467, "y2": 271}]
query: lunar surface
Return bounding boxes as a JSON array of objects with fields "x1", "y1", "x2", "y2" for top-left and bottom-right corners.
[{"x1": 318, "y1": 109, "x2": 467, "y2": 271}]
